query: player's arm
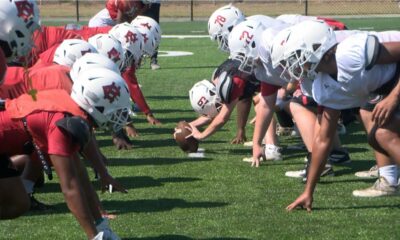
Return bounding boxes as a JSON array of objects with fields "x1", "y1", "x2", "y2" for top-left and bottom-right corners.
[
  {"x1": 370, "y1": 41, "x2": 400, "y2": 126},
  {"x1": 287, "y1": 107, "x2": 340, "y2": 212},
  {"x1": 81, "y1": 135, "x2": 127, "y2": 193},
  {"x1": 251, "y1": 82, "x2": 279, "y2": 167},
  {"x1": 190, "y1": 115, "x2": 213, "y2": 128},
  {"x1": 49, "y1": 154, "x2": 98, "y2": 239},
  {"x1": 376, "y1": 42, "x2": 400, "y2": 64},
  {"x1": 190, "y1": 99, "x2": 238, "y2": 141}
]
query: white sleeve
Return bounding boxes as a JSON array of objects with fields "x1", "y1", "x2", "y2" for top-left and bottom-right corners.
[{"x1": 336, "y1": 33, "x2": 368, "y2": 84}]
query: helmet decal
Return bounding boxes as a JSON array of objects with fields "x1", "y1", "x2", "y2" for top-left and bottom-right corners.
[
  {"x1": 107, "y1": 48, "x2": 121, "y2": 62},
  {"x1": 15, "y1": 0, "x2": 35, "y2": 23},
  {"x1": 103, "y1": 82, "x2": 121, "y2": 104},
  {"x1": 214, "y1": 15, "x2": 226, "y2": 27},
  {"x1": 239, "y1": 31, "x2": 254, "y2": 44},
  {"x1": 125, "y1": 31, "x2": 138, "y2": 43},
  {"x1": 140, "y1": 22, "x2": 152, "y2": 30}
]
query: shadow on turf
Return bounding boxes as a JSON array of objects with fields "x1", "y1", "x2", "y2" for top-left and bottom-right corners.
[
  {"x1": 311, "y1": 203, "x2": 400, "y2": 211},
  {"x1": 111, "y1": 175, "x2": 202, "y2": 189},
  {"x1": 102, "y1": 198, "x2": 229, "y2": 213},
  {"x1": 25, "y1": 198, "x2": 229, "y2": 216},
  {"x1": 123, "y1": 235, "x2": 250, "y2": 240},
  {"x1": 107, "y1": 157, "x2": 212, "y2": 167}
]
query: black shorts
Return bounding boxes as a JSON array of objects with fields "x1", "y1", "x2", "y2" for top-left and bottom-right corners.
[
  {"x1": 239, "y1": 81, "x2": 260, "y2": 100},
  {"x1": 0, "y1": 155, "x2": 20, "y2": 179}
]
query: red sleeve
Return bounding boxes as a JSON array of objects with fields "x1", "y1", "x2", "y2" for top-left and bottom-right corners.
[
  {"x1": 122, "y1": 66, "x2": 151, "y2": 114},
  {"x1": 47, "y1": 113, "x2": 80, "y2": 156},
  {"x1": 68, "y1": 26, "x2": 112, "y2": 41},
  {"x1": 46, "y1": 26, "x2": 82, "y2": 47},
  {"x1": 317, "y1": 17, "x2": 347, "y2": 30},
  {"x1": 28, "y1": 26, "x2": 81, "y2": 67},
  {"x1": 106, "y1": 0, "x2": 118, "y2": 20},
  {"x1": 260, "y1": 82, "x2": 280, "y2": 97},
  {"x1": 0, "y1": 48, "x2": 6, "y2": 83},
  {"x1": 0, "y1": 67, "x2": 27, "y2": 99},
  {"x1": 37, "y1": 44, "x2": 60, "y2": 66}
]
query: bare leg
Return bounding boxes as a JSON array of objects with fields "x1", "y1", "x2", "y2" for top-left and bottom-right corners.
[{"x1": 264, "y1": 117, "x2": 278, "y2": 145}]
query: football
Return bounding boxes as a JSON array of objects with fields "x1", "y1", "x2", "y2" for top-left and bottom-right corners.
[{"x1": 174, "y1": 121, "x2": 199, "y2": 153}]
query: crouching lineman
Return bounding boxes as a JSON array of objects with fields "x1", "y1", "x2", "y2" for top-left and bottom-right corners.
[{"x1": 0, "y1": 68, "x2": 130, "y2": 239}]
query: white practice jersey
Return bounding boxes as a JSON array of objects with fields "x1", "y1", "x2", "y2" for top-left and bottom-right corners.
[
  {"x1": 276, "y1": 14, "x2": 317, "y2": 25},
  {"x1": 254, "y1": 26, "x2": 292, "y2": 87},
  {"x1": 311, "y1": 32, "x2": 398, "y2": 110},
  {"x1": 247, "y1": 15, "x2": 289, "y2": 30},
  {"x1": 335, "y1": 30, "x2": 400, "y2": 43},
  {"x1": 88, "y1": 8, "x2": 116, "y2": 27}
]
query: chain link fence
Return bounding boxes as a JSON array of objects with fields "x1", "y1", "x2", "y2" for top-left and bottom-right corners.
[{"x1": 38, "y1": 0, "x2": 400, "y2": 21}]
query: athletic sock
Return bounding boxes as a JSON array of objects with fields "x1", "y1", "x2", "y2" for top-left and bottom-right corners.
[{"x1": 379, "y1": 165, "x2": 398, "y2": 186}]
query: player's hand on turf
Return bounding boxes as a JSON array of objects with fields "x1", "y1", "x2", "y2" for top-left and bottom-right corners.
[
  {"x1": 372, "y1": 94, "x2": 399, "y2": 126},
  {"x1": 146, "y1": 113, "x2": 162, "y2": 125},
  {"x1": 231, "y1": 133, "x2": 246, "y2": 144},
  {"x1": 252, "y1": 144, "x2": 263, "y2": 167},
  {"x1": 286, "y1": 192, "x2": 313, "y2": 212},
  {"x1": 125, "y1": 124, "x2": 139, "y2": 137},
  {"x1": 112, "y1": 134, "x2": 133, "y2": 150},
  {"x1": 100, "y1": 174, "x2": 128, "y2": 193}
]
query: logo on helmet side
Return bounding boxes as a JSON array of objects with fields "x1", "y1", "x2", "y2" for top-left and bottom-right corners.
[
  {"x1": 15, "y1": 0, "x2": 35, "y2": 23},
  {"x1": 140, "y1": 22, "x2": 152, "y2": 30},
  {"x1": 125, "y1": 31, "x2": 138, "y2": 43},
  {"x1": 107, "y1": 48, "x2": 121, "y2": 62},
  {"x1": 103, "y1": 82, "x2": 121, "y2": 103}
]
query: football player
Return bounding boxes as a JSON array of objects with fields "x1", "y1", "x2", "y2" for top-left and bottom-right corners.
[
  {"x1": 0, "y1": 67, "x2": 129, "y2": 239},
  {"x1": 207, "y1": 4, "x2": 347, "y2": 53},
  {"x1": 89, "y1": 0, "x2": 148, "y2": 27},
  {"x1": 272, "y1": 20, "x2": 400, "y2": 211},
  {"x1": 0, "y1": 0, "x2": 41, "y2": 219}
]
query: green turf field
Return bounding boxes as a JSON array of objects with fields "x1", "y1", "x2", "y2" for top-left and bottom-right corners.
[{"x1": 1, "y1": 18, "x2": 400, "y2": 239}]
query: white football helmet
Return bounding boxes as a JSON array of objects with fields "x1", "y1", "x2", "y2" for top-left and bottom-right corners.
[
  {"x1": 71, "y1": 68, "x2": 131, "y2": 132},
  {"x1": 53, "y1": 39, "x2": 97, "y2": 68},
  {"x1": 269, "y1": 26, "x2": 294, "y2": 82},
  {"x1": 131, "y1": 15, "x2": 162, "y2": 47},
  {"x1": 208, "y1": 4, "x2": 245, "y2": 52},
  {"x1": 189, "y1": 80, "x2": 222, "y2": 118},
  {"x1": 70, "y1": 53, "x2": 121, "y2": 82},
  {"x1": 0, "y1": 0, "x2": 41, "y2": 62},
  {"x1": 228, "y1": 19, "x2": 266, "y2": 74},
  {"x1": 279, "y1": 20, "x2": 337, "y2": 81},
  {"x1": 130, "y1": 23, "x2": 156, "y2": 57},
  {"x1": 88, "y1": 34, "x2": 125, "y2": 70},
  {"x1": 109, "y1": 23, "x2": 144, "y2": 69}
]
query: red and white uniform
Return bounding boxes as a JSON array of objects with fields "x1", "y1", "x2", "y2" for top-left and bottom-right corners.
[
  {"x1": 89, "y1": 0, "x2": 144, "y2": 27},
  {"x1": 255, "y1": 27, "x2": 290, "y2": 97},
  {"x1": 68, "y1": 25, "x2": 153, "y2": 114},
  {"x1": 0, "y1": 64, "x2": 72, "y2": 99},
  {"x1": 0, "y1": 90, "x2": 88, "y2": 157},
  {"x1": 26, "y1": 26, "x2": 81, "y2": 67},
  {"x1": 311, "y1": 32, "x2": 399, "y2": 109}
]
